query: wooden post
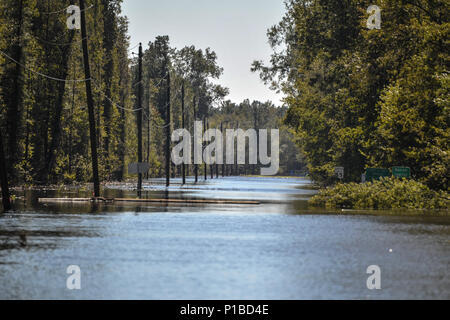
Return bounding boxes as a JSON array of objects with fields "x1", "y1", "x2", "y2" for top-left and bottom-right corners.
[
  {"x1": 80, "y1": 0, "x2": 100, "y2": 197},
  {"x1": 185, "y1": 101, "x2": 189, "y2": 179},
  {"x1": 208, "y1": 119, "x2": 213, "y2": 179},
  {"x1": 253, "y1": 107, "x2": 258, "y2": 175},
  {"x1": 165, "y1": 72, "x2": 171, "y2": 187},
  {"x1": 181, "y1": 82, "x2": 186, "y2": 185},
  {"x1": 216, "y1": 127, "x2": 219, "y2": 179},
  {"x1": 0, "y1": 130, "x2": 11, "y2": 211},
  {"x1": 137, "y1": 43, "x2": 143, "y2": 196},
  {"x1": 193, "y1": 96, "x2": 198, "y2": 183},
  {"x1": 204, "y1": 117, "x2": 207, "y2": 180},
  {"x1": 221, "y1": 122, "x2": 225, "y2": 177},
  {"x1": 235, "y1": 121, "x2": 239, "y2": 176},
  {"x1": 146, "y1": 84, "x2": 151, "y2": 180}
]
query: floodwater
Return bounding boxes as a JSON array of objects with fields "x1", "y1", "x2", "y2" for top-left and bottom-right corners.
[{"x1": 0, "y1": 176, "x2": 449, "y2": 300}]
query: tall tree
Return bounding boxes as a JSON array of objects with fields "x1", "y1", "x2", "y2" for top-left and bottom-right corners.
[{"x1": 254, "y1": 0, "x2": 449, "y2": 189}]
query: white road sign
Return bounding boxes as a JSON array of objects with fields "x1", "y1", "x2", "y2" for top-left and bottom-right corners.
[{"x1": 335, "y1": 167, "x2": 344, "y2": 180}]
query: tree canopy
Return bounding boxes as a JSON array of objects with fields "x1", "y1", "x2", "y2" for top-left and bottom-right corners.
[{"x1": 254, "y1": 0, "x2": 449, "y2": 190}]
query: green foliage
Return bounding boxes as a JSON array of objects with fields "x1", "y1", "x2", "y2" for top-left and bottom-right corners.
[
  {"x1": 0, "y1": 1, "x2": 308, "y2": 185},
  {"x1": 310, "y1": 177, "x2": 450, "y2": 210},
  {"x1": 255, "y1": 0, "x2": 449, "y2": 190},
  {"x1": 0, "y1": 0, "x2": 135, "y2": 185}
]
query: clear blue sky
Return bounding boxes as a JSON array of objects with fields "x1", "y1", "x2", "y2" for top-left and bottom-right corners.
[{"x1": 121, "y1": 0, "x2": 285, "y2": 105}]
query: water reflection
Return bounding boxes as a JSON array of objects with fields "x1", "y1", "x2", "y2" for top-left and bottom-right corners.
[{"x1": 0, "y1": 177, "x2": 449, "y2": 299}]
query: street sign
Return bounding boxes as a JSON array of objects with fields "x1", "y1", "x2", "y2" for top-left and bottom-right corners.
[
  {"x1": 128, "y1": 162, "x2": 150, "y2": 174},
  {"x1": 335, "y1": 167, "x2": 344, "y2": 180},
  {"x1": 365, "y1": 168, "x2": 390, "y2": 182},
  {"x1": 392, "y1": 166, "x2": 411, "y2": 178}
]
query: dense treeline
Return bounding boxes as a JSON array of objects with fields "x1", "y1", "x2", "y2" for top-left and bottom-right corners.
[
  {"x1": 254, "y1": 0, "x2": 449, "y2": 190},
  {"x1": 0, "y1": 0, "x2": 302, "y2": 190},
  {"x1": 206, "y1": 100, "x2": 304, "y2": 176},
  {"x1": 0, "y1": 0, "x2": 133, "y2": 185}
]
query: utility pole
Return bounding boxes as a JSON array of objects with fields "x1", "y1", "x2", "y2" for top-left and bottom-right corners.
[
  {"x1": 165, "y1": 72, "x2": 171, "y2": 187},
  {"x1": 181, "y1": 82, "x2": 186, "y2": 185},
  {"x1": 204, "y1": 117, "x2": 207, "y2": 180},
  {"x1": 216, "y1": 127, "x2": 219, "y2": 179},
  {"x1": 193, "y1": 96, "x2": 198, "y2": 183},
  {"x1": 208, "y1": 120, "x2": 213, "y2": 179},
  {"x1": 146, "y1": 85, "x2": 151, "y2": 180},
  {"x1": 235, "y1": 121, "x2": 239, "y2": 176},
  {"x1": 253, "y1": 106, "x2": 258, "y2": 175},
  {"x1": 80, "y1": 0, "x2": 100, "y2": 197},
  {"x1": 0, "y1": 131, "x2": 11, "y2": 211},
  {"x1": 185, "y1": 103, "x2": 190, "y2": 179},
  {"x1": 137, "y1": 43, "x2": 143, "y2": 197},
  {"x1": 221, "y1": 122, "x2": 225, "y2": 178}
]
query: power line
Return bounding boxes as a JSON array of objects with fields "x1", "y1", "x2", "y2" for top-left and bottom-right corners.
[
  {"x1": 142, "y1": 87, "x2": 183, "y2": 129},
  {"x1": 143, "y1": 107, "x2": 170, "y2": 128},
  {"x1": 128, "y1": 43, "x2": 140, "y2": 52},
  {"x1": 0, "y1": 49, "x2": 91, "y2": 82},
  {"x1": 5, "y1": 34, "x2": 87, "y2": 49},
  {"x1": 102, "y1": 91, "x2": 141, "y2": 112},
  {"x1": 1, "y1": 44, "x2": 188, "y2": 120},
  {"x1": 132, "y1": 72, "x2": 168, "y2": 88},
  {"x1": 91, "y1": 73, "x2": 177, "y2": 116},
  {"x1": 41, "y1": 4, "x2": 94, "y2": 15},
  {"x1": 36, "y1": 35, "x2": 88, "y2": 47},
  {"x1": 91, "y1": 79, "x2": 141, "y2": 112}
]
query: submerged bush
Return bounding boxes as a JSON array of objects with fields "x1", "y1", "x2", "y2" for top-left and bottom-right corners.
[{"x1": 309, "y1": 177, "x2": 450, "y2": 210}]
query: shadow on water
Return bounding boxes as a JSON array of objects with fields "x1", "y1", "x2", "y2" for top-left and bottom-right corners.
[
  {"x1": 0, "y1": 177, "x2": 449, "y2": 299},
  {"x1": 4, "y1": 176, "x2": 449, "y2": 217},
  {"x1": 0, "y1": 228, "x2": 99, "y2": 253}
]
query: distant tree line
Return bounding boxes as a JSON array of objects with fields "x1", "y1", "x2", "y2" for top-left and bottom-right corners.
[{"x1": 206, "y1": 100, "x2": 305, "y2": 176}]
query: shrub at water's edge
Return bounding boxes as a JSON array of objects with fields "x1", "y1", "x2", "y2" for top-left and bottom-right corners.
[{"x1": 309, "y1": 177, "x2": 449, "y2": 210}]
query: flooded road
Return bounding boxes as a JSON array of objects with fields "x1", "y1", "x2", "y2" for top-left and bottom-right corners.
[{"x1": 0, "y1": 177, "x2": 449, "y2": 299}]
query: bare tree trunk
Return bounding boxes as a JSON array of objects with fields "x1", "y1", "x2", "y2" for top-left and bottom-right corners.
[
  {"x1": 203, "y1": 117, "x2": 207, "y2": 180},
  {"x1": 146, "y1": 99, "x2": 151, "y2": 180},
  {"x1": 235, "y1": 121, "x2": 239, "y2": 176},
  {"x1": 80, "y1": 0, "x2": 100, "y2": 197},
  {"x1": 6, "y1": 0, "x2": 24, "y2": 180},
  {"x1": 137, "y1": 44, "x2": 143, "y2": 195},
  {"x1": 44, "y1": 32, "x2": 75, "y2": 182},
  {"x1": 185, "y1": 98, "x2": 189, "y2": 180},
  {"x1": 0, "y1": 130, "x2": 11, "y2": 211},
  {"x1": 208, "y1": 120, "x2": 213, "y2": 179},
  {"x1": 165, "y1": 72, "x2": 171, "y2": 187},
  {"x1": 181, "y1": 83, "x2": 186, "y2": 184},
  {"x1": 101, "y1": 0, "x2": 117, "y2": 173},
  {"x1": 193, "y1": 96, "x2": 198, "y2": 183}
]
